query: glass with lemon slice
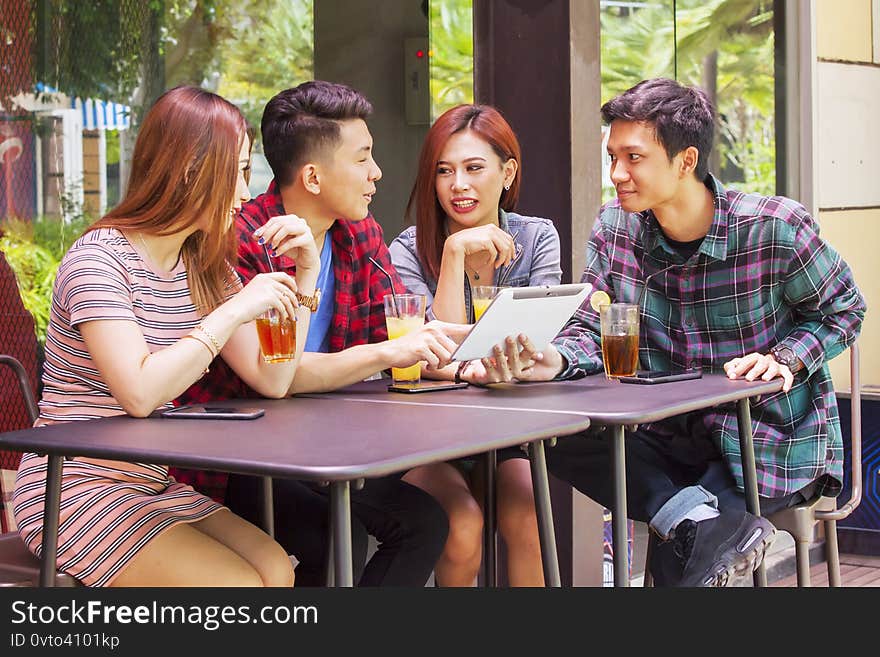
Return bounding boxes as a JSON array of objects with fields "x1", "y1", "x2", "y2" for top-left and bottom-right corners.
[
  {"x1": 589, "y1": 290, "x2": 611, "y2": 313},
  {"x1": 590, "y1": 290, "x2": 639, "y2": 379}
]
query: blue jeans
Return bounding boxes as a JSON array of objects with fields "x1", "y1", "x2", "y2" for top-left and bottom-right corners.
[{"x1": 546, "y1": 423, "x2": 805, "y2": 539}]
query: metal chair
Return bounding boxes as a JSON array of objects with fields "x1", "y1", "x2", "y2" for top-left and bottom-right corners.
[
  {"x1": 643, "y1": 342, "x2": 861, "y2": 587},
  {"x1": 0, "y1": 354, "x2": 78, "y2": 587},
  {"x1": 766, "y1": 342, "x2": 862, "y2": 587}
]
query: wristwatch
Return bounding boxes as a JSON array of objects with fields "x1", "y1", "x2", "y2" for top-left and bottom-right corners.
[
  {"x1": 770, "y1": 344, "x2": 802, "y2": 373},
  {"x1": 295, "y1": 288, "x2": 322, "y2": 312}
]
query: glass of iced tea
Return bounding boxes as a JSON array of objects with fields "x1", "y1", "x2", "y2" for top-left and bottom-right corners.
[
  {"x1": 383, "y1": 293, "x2": 426, "y2": 385},
  {"x1": 471, "y1": 285, "x2": 505, "y2": 322},
  {"x1": 599, "y1": 303, "x2": 639, "y2": 379},
  {"x1": 256, "y1": 308, "x2": 296, "y2": 363}
]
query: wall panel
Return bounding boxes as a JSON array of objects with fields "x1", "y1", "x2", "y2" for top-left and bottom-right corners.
[
  {"x1": 816, "y1": 62, "x2": 880, "y2": 209},
  {"x1": 817, "y1": 209, "x2": 880, "y2": 390}
]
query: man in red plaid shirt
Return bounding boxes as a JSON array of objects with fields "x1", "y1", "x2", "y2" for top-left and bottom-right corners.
[{"x1": 175, "y1": 81, "x2": 469, "y2": 587}]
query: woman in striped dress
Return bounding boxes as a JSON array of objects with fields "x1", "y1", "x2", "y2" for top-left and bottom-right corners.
[{"x1": 12, "y1": 86, "x2": 320, "y2": 587}]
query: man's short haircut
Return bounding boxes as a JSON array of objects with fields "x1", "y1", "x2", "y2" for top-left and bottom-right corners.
[
  {"x1": 601, "y1": 78, "x2": 716, "y2": 181},
  {"x1": 261, "y1": 80, "x2": 373, "y2": 186}
]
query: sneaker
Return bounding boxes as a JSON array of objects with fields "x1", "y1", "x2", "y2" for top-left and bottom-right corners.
[{"x1": 652, "y1": 511, "x2": 777, "y2": 587}]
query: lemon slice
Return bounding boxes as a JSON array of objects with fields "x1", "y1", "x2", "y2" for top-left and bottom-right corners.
[{"x1": 589, "y1": 290, "x2": 611, "y2": 312}]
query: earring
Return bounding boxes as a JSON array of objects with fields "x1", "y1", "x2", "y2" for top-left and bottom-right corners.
[{"x1": 504, "y1": 184, "x2": 511, "y2": 191}]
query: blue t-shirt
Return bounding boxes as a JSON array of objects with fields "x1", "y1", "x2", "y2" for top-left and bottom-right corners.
[{"x1": 304, "y1": 237, "x2": 334, "y2": 353}]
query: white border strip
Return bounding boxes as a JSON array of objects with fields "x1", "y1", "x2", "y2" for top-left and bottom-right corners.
[{"x1": 335, "y1": 396, "x2": 591, "y2": 416}]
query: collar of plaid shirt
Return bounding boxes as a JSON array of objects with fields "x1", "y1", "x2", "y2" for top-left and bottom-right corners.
[{"x1": 235, "y1": 181, "x2": 401, "y2": 352}]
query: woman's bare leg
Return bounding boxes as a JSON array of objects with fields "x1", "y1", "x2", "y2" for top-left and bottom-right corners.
[
  {"x1": 110, "y1": 510, "x2": 293, "y2": 587},
  {"x1": 404, "y1": 462, "x2": 482, "y2": 586},
  {"x1": 194, "y1": 509, "x2": 294, "y2": 587},
  {"x1": 495, "y1": 458, "x2": 544, "y2": 587}
]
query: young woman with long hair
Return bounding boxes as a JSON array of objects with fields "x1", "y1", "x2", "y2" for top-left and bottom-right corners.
[
  {"x1": 390, "y1": 104, "x2": 562, "y2": 586},
  {"x1": 12, "y1": 86, "x2": 319, "y2": 587}
]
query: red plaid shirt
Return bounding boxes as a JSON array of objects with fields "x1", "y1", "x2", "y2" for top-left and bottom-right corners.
[{"x1": 171, "y1": 181, "x2": 404, "y2": 501}]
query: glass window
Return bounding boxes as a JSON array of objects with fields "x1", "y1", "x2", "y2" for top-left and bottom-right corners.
[
  {"x1": 601, "y1": 0, "x2": 777, "y2": 201},
  {"x1": 429, "y1": 0, "x2": 474, "y2": 120}
]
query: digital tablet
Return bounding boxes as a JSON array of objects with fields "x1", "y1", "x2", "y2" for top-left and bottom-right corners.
[{"x1": 451, "y1": 283, "x2": 591, "y2": 362}]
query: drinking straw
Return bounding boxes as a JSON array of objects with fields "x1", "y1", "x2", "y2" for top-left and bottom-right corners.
[
  {"x1": 263, "y1": 243, "x2": 276, "y2": 273},
  {"x1": 368, "y1": 256, "x2": 400, "y2": 318}
]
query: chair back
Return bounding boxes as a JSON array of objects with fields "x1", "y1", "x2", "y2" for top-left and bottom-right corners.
[
  {"x1": 0, "y1": 355, "x2": 38, "y2": 425},
  {"x1": 0, "y1": 250, "x2": 41, "y2": 469},
  {"x1": 818, "y1": 341, "x2": 862, "y2": 521}
]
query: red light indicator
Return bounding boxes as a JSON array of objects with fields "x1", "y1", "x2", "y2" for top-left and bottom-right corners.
[{"x1": 416, "y1": 49, "x2": 424, "y2": 58}]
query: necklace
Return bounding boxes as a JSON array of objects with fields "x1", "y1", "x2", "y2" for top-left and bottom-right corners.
[{"x1": 137, "y1": 232, "x2": 155, "y2": 268}]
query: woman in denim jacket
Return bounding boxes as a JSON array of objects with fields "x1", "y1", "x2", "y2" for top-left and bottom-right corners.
[{"x1": 389, "y1": 104, "x2": 561, "y2": 586}]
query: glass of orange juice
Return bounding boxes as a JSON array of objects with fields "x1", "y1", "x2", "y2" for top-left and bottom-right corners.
[
  {"x1": 383, "y1": 293, "x2": 426, "y2": 385},
  {"x1": 471, "y1": 285, "x2": 505, "y2": 322}
]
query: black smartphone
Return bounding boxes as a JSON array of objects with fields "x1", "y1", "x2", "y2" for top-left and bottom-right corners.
[
  {"x1": 618, "y1": 368, "x2": 703, "y2": 385},
  {"x1": 388, "y1": 381, "x2": 469, "y2": 394},
  {"x1": 160, "y1": 405, "x2": 265, "y2": 420}
]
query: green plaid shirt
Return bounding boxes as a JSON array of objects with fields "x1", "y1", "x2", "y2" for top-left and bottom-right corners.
[{"x1": 554, "y1": 175, "x2": 866, "y2": 498}]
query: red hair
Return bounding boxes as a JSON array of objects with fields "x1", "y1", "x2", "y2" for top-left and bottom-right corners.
[
  {"x1": 89, "y1": 86, "x2": 246, "y2": 313},
  {"x1": 406, "y1": 104, "x2": 522, "y2": 280}
]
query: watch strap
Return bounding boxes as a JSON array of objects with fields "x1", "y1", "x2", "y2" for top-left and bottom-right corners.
[
  {"x1": 771, "y1": 345, "x2": 801, "y2": 372},
  {"x1": 295, "y1": 289, "x2": 321, "y2": 312}
]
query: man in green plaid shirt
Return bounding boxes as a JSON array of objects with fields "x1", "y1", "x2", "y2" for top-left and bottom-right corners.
[{"x1": 465, "y1": 78, "x2": 866, "y2": 586}]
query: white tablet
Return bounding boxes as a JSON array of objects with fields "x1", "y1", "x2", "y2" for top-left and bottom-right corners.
[{"x1": 451, "y1": 283, "x2": 592, "y2": 362}]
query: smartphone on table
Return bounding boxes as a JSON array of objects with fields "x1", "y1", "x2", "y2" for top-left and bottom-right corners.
[
  {"x1": 388, "y1": 381, "x2": 469, "y2": 394},
  {"x1": 618, "y1": 368, "x2": 702, "y2": 385},
  {"x1": 161, "y1": 405, "x2": 265, "y2": 420}
]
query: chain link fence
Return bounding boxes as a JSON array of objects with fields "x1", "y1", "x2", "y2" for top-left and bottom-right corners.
[
  {"x1": 0, "y1": 0, "x2": 313, "y2": 453},
  {"x1": 0, "y1": 1, "x2": 155, "y2": 470}
]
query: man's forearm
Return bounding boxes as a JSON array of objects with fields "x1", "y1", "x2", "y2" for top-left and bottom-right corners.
[{"x1": 289, "y1": 343, "x2": 392, "y2": 394}]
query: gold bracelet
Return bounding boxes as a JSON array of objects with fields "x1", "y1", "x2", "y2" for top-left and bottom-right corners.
[
  {"x1": 195, "y1": 322, "x2": 222, "y2": 355},
  {"x1": 183, "y1": 333, "x2": 216, "y2": 358},
  {"x1": 182, "y1": 334, "x2": 214, "y2": 374}
]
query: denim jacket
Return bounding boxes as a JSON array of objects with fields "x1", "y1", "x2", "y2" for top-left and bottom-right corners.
[{"x1": 389, "y1": 210, "x2": 562, "y2": 322}]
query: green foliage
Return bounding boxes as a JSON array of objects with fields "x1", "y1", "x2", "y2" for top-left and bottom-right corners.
[
  {"x1": 36, "y1": 0, "x2": 156, "y2": 104},
  {"x1": 34, "y1": 1, "x2": 315, "y2": 137},
  {"x1": 158, "y1": 0, "x2": 314, "y2": 138},
  {"x1": 429, "y1": 0, "x2": 474, "y2": 119},
  {"x1": 424, "y1": 0, "x2": 776, "y2": 200},
  {"x1": 105, "y1": 130, "x2": 121, "y2": 166},
  {"x1": 0, "y1": 215, "x2": 95, "y2": 345},
  {"x1": 215, "y1": 0, "x2": 314, "y2": 132}
]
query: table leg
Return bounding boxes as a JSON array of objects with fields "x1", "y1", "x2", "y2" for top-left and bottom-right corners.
[
  {"x1": 610, "y1": 426, "x2": 629, "y2": 587},
  {"x1": 324, "y1": 510, "x2": 335, "y2": 587},
  {"x1": 260, "y1": 476, "x2": 274, "y2": 539},
  {"x1": 39, "y1": 454, "x2": 64, "y2": 587},
  {"x1": 736, "y1": 398, "x2": 767, "y2": 587},
  {"x1": 482, "y1": 449, "x2": 497, "y2": 587},
  {"x1": 329, "y1": 481, "x2": 353, "y2": 587},
  {"x1": 529, "y1": 439, "x2": 561, "y2": 587}
]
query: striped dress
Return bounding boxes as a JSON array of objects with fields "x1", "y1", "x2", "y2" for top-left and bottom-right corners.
[{"x1": 13, "y1": 228, "x2": 240, "y2": 587}]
